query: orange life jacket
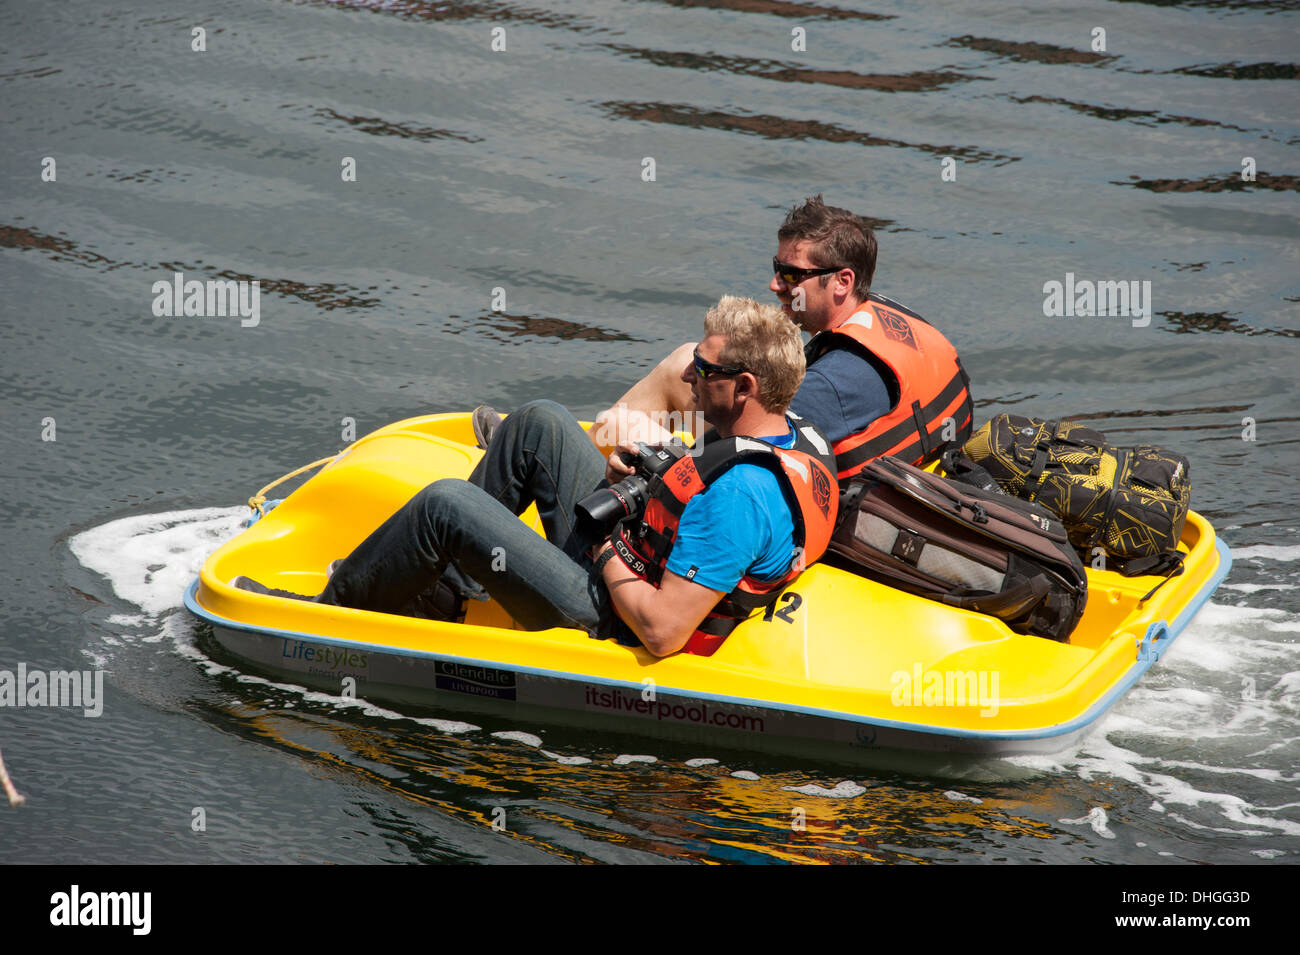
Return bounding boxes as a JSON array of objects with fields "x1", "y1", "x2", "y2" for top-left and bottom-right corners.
[
  {"x1": 806, "y1": 293, "x2": 973, "y2": 482},
  {"x1": 610, "y1": 417, "x2": 838, "y2": 656}
]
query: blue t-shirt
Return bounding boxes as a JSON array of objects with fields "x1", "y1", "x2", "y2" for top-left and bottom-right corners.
[
  {"x1": 663, "y1": 424, "x2": 798, "y2": 593},
  {"x1": 788, "y1": 347, "x2": 893, "y2": 445}
]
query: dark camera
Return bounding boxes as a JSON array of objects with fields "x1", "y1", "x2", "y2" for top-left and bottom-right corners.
[{"x1": 575, "y1": 442, "x2": 688, "y2": 539}]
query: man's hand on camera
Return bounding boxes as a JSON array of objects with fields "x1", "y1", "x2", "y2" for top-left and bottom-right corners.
[{"x1": 605, "y1": 441, "x2": 641, "y2": 484}]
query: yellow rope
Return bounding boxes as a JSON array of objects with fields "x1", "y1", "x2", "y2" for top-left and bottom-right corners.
[{"x1": 247, "y1": 453, "x2": 341, "y2": 516}]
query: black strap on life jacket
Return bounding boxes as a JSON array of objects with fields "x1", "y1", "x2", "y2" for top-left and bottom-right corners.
[
  {"x1": 834, "y1": 364, "x2": 973, "y2": 474},
  {"x1": 616, "y1": 434, "x2": 807, "y2": 587},
  {"x1": 615, "y1": 426, "x2": 833, "y2": 648}
]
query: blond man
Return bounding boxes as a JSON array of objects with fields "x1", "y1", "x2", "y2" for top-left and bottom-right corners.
[{"x1": 239, "y1": 297, "x2": 837, "y2": 658}]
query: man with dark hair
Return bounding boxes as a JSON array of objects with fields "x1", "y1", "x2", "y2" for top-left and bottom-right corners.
[
  {"x1": 592, "y1": 196, "x2": 972, "y2": 484},
  {"x1": 776, "y1": 193, "x2": 879, "y2": 300}
]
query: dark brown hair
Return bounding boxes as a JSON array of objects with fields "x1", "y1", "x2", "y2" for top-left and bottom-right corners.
[{"x1": 777, "y1": 195, "x2": 877, "y2": 299}]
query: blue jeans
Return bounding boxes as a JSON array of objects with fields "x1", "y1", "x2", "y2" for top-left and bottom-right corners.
[{"x1": 318, "y1": 400, "x2": 620, "y2": 636}]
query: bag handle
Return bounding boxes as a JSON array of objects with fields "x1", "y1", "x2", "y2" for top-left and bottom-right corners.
[{"x1": 942, "y1": 574, "x2": 1050, "y2": 618}]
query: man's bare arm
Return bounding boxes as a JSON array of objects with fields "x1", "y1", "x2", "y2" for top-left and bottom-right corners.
[
  {"x1": 599, "y1": 548, "x2": 723, "y2": 657},
  {"x1": 591, "y1": 342, "x2": 699, "y2": 452}
]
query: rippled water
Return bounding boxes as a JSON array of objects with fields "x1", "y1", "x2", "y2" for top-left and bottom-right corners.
[{"x1": 2, "y1": 0, "x2": 1298, "y2": 865}]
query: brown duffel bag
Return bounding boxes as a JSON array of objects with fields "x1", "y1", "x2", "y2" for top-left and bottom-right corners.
[{"x1": 826, "y1": 456, "x2": 1088, "y2": 642}]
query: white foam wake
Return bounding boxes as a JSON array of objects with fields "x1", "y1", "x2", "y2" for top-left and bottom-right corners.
[
  {"x1": 1232, "y1": 544, "x2": 1300, "y2": 562},
  {"x1": 1010, "y1": 600, "x2": 1300, "y2": 843},
  {"x1": 68, "y1": 506, "x2": 249, "y2": 616}
]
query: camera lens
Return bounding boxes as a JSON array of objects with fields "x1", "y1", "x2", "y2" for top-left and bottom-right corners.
[{"x1": 575, "y1": 476, "x2": 649, "y2": 540}]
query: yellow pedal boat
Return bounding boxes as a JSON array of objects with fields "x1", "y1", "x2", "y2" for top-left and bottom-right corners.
[{"x1": 186, "y1": 412, "x2": 1231, "y2": 759}]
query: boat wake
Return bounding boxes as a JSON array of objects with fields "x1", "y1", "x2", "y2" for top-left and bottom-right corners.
[
  {"x1": 1012, "y1": 565, "x2": 1300, "y2": 855},
  {"x1": 69, "y1": 506, "x2": 249, "y2": 619}
]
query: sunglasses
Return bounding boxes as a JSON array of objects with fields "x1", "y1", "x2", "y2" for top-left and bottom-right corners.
[
  {"x1": 772, "y1": 256, "x2": 841, "y2": 286},
  {"x1": 693, "y1": 347, "x2": 748, "y2": 380}
]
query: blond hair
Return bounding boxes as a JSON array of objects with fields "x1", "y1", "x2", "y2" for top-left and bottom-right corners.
[{"x1": 704, "y1": 296, "x2": 805, "y2": 412}]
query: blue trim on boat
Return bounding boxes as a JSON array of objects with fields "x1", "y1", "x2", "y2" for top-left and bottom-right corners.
[
  {"x1": 1045, "y1": 535, "x2": 1233, "y2": 734},
  {"x1": 184, "y1": 537, "x2": 1232, "y2": 745},
  {"x1": 243, "y1": 498, "x2": 282, "y2": 528}
]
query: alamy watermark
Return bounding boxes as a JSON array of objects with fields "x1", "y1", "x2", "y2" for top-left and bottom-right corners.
[
  {"x1": 591, "y1": 403, "x2": 706, "y2": 452},
  {"x1": 152, "y1": 271, "x2": 260, "y2": 327},
  {"x1": 50, "y1": 885, "x2": 150, "y2": 935},
  {"x1": 1, "y1": 663, "x2": 104, "y2": 717},
  {"x1": 891, "y1": 664, "x2": 1000, "y2": 717},
  {"x1": 1042, "y1": 272, "x2": 1151, "y2": 328}
]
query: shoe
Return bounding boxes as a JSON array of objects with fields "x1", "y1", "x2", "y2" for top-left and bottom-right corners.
[
  {"x1": 472, "y1": 405, "x2": 504, "y2": 450},
  {"x1": 232, "y1": 576, "x2": 318, "y2": 602},
  {"x1": 398, "y1": 578, "x2": 467, "y2": 622}
]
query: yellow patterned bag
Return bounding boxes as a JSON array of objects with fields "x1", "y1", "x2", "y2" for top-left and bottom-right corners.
[{"x1": 956, "y1": 415, "x2": 1191, "y2": 576}]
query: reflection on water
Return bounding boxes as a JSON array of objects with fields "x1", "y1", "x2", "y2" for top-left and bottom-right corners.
[
  {"x1": 601, "y1": 44, "x2": 981, "y2": 94},
  {"x1": 1009, "y1": 95, "x2": 1262, "y2": 138},
  {"x1": 1061, "y1": 403, "x2": 1255, "y2": 424},
  {"x1": 1118, "y1": 173, "x2": 1300, "y2": 194},
  {"x1": 601, "y1": 102, "x2": 1018, "y2": 164},
  {"x1": 306, "y1": 0, "x2": 598, "y2": 32},
  {"x1": 1110, "y1": 0, "x2": 1299, "y2": 11},
  {"x1": 1158, "y1": 311, "x2": 1300, "y2": 337},
  {"x1": 452, "y1": 310, "x2": 640, "y2": 343},
  {"x1": 1173, "y1": 62, "x2": 1299, "y2": 80},
  {"x1": 193, "y1": 673, "x2": 1073, "y2": 864},
  {"x1": 0, "y1": 224, "x2": 383, "y2": 311},
  {"x1": 309, "y1": 106, "x2": 484, "y2": 144},
  {"x1": 946, "y1": 35, "x2": 1113, "y2": 66},
  {"x1": 638, "y1": 0, "x2": 894, "y2": 22}
]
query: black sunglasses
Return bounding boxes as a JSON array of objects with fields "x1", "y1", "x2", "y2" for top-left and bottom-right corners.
[
  {"x1": 693, "y1": 347, "x2": 748, "y2": 380},
  {"x1": 772, "y1": 256, "x2": 841, "y2": 286}
]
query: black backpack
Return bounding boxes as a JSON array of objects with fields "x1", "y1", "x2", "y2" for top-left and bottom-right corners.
[{"x1": 826, "y1": 456, "x2": 1088, "y2": 642}]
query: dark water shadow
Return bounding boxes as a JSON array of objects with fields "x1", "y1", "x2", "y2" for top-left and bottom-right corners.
[
  {"x1": 1158, "y1": 310, "x2": 1300, "y2": 338},
  {"x1": 1008, "y1": 95, "x2": 1265, "y2": 138},
  {"x1": 634, "y1": 0, "x2": 894, "y2": 21},
  {"x1": 946, "y1": 35, "x2": 1114, "y2": 66},
  {"x1": 1, "y1": 223, "x2": 383, "y2": 311},
  {"x1": 308, "y1": 106, "x2": 483, "y2": 144},
  {"x1": 600, "y1": 101, "x2": 1019, "y2": 165},
  {"x1": 297, "y1": 0, "x2": 600, "y2": 32},
  {"x1": 601, "y1": 43, "x2": 980, "y2": 93},
  {"x1": 0, "y1": 64, "x2": 63, "y2": 81},
  {"x1": 1108, "y1": 0, "x2": 1299, "y2": 11},
  {"x1": 1116, "y1": 172, "x2": 1300, "y2": 194},
  {"x1": 448, "y1": 311, "x2": 641, "y2": 343},
  {"x1": 1173, "y1": 62, "x2": 1299, "y2": 80}
]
